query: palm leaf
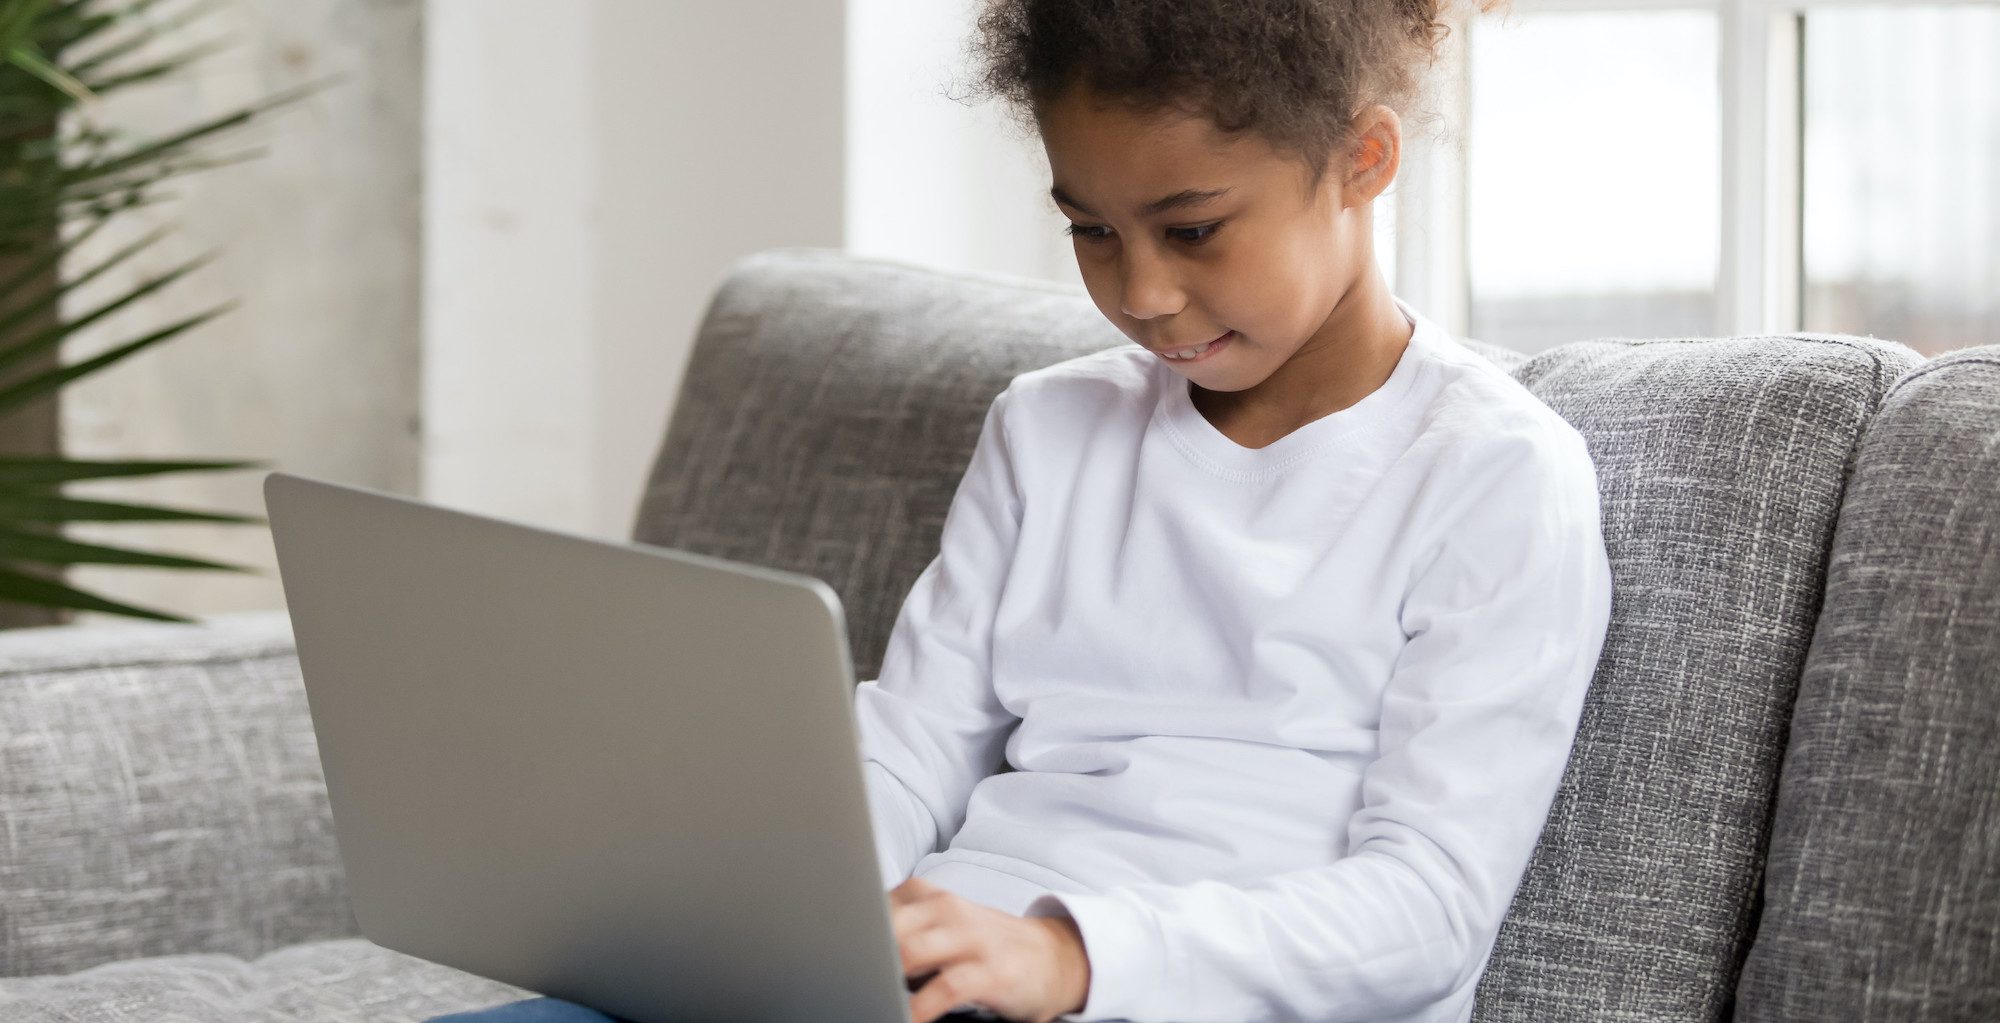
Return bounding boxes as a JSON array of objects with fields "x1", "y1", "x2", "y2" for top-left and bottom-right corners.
[
  {"x1": 0, "y1": 455, "x2": 267, "y2": 485},
  {"x1": 0, "y1": 209, "x2": 111, "y2": 304},
  {"x1": 0, "y1": 301, "x2": 235, "y2": 415},
  {"x1": 30, "y1": 2, "x2": 120, "y2": 54},
  {"x1": 0, "y1": 220, "x2": 169, "y2": 340},
  {"x1": 0, "y1": 0, "x2": 324, "y2": 623},
  {"x1": 64, "y1": 0, "x2": 218, "y2": 80},
  {"x1": 0, "y1": 563, "x2": 192, "y2": 622},
  {"x1": 0, "y1": 524, "x2": 250, "y2": 571},
  {"x1": 0, "y1": 156, "x2": 212, "y2": 233},
  {"x1": 0, "y1": 488, "x2": 262, "y2": 524},
  {"x1": 0, "y1": 0, "x2": 50, "y2": 53},
  {"x1": 8, "y1": 35, "x2": 89, "y2": 102},
  {"x1": 55, "y1": 76, "x2": 330, "y2": 189},
  {"x1": 77, "y1": 37, "x2": 229, "y2": 94},
  {"x1": 0, "y1": 251, "x2": 217, "y2": 373},
  {"x1": 44, "y1": 185, "x2": 166, "y2": 225},
  {"x1": 0, "y1": 162, "x2": 189, "y2": 231}
]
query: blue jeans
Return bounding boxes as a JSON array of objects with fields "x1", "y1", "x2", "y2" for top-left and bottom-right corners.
[
  {"x1": 426, "y1": 998, "x2": 630, "y2": 1022},
  {"x1": 426, "y1": 996, "x2": 1000, "y2": 1022}
]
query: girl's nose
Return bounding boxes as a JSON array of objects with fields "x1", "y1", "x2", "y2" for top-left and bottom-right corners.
[{"x1": 1118, "y1": 250, "x2": 1186, "y2": 321}]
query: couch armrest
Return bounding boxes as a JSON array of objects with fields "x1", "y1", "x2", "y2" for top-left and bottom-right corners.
[{"x1": 0, "y1": 609, "x2": 357, "y2": 978}]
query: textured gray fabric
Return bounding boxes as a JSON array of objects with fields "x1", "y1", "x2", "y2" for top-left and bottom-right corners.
[
  {"x1": 1732, "y1": 346, "x2": 2000, "y2": 1022},
  {"x1": 0, "y1": 937, "x2": 532, "y2": 1022},
  {"x1": 0, "y1": 610, "x2": 357, "y2": 979},
  {"x1": 631, "y1": 247, "x2": 1521, "y2": 681},
  {"x1": 1469, "y1": 334, "x2": 1924, "y2": 1023}
]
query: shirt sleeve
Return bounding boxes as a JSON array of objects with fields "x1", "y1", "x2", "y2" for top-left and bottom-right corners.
[
  {"x1": 1021, "y1": 427, "x2": 1615, "y2": 1023},
  {"x1": 854, "y1": 385, "x2": 1026, "y2": 890}
]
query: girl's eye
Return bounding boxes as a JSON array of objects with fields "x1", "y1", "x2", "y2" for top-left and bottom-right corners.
[
  {"x1": 1171, "y1": 223, "x2": 1221, "y2": 244},
  {"x1": 1063, "y1": 222, "x2": 1222, "y2": 245}
]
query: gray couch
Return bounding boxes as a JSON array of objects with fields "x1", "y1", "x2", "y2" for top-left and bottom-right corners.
[{"x1": 1, "y1": 247, "x2": 1993, "y2": 1022}]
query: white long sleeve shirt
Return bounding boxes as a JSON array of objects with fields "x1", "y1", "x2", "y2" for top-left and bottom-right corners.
[{"x1": 853, "y1": 297, "x2": 1614, "y2": 1023}]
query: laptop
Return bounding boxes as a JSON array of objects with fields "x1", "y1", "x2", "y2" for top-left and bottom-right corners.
[{"x1": 263, "y1": 470, "x2": 927, "y2": 1023}]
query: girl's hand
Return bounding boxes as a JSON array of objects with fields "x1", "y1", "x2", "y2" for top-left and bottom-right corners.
[{"x1": 889, "y1": 876, "x2": 1092, "y2": 1023}]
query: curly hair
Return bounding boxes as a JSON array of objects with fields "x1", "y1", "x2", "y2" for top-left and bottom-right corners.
[{"x1": 956, "y1": 0, "x2": 1511, "y2": 192}]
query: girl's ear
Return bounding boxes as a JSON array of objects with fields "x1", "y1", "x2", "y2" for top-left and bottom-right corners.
[{"x1": 1341, "y1": 104, "x2": 1403, "y2": 208}]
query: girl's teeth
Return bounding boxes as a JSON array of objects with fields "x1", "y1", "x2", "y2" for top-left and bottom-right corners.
[{"x1": 1172, "y1": 340, "x2": 1212, "y2": 359}]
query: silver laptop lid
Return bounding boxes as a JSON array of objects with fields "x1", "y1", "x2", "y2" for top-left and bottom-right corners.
[{"x1": 264, "y1": 471, "x2": 910, "y2": 1023}]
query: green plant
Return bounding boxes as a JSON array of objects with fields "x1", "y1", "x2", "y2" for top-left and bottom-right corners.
[{"x1": 0, "y1": 0, "x2": 328, "y2": 623}]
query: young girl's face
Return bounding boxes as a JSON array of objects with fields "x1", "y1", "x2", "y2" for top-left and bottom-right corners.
[{"x1": 1037, "y1": 86, "x2": 1394, "y2": 392}]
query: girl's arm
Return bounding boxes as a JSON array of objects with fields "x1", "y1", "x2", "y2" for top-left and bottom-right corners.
[
  {"x1": 853, "y1": 386, "x2": 1027, "y2": 889},
  {"x1": 1023, "y1": 428, "x2": 1615, "y2": 1023}
]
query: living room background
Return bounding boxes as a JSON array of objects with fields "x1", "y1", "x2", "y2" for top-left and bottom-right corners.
[{"x1": 42, "y1": 0, "x2": 2000, "y2": 626}]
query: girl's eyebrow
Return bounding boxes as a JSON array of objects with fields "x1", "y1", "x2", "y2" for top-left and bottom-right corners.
[{"x1": 1050, "y1": 185, "x2": 1233, "y2": 218}]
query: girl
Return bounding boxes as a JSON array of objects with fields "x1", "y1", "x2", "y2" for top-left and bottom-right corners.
[{"x1": 432, "y1": 0, "x2": 1609, "y2": 1021}]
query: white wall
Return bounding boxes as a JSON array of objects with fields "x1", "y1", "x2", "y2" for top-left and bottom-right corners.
[
  {"x1": 58, "y1": 0, "x2": 1071, "y2": 626},
  {"x1": 422, "y1": 0, "x2": 596, "y2": 533},
  {"x1": 424, "y1": 0, "x2": 848, "y2": 543},
  {"x1": 61, "y1": 0, "x2": 424, "y2": 627},
  {"x1": 591, "y1": 0, "x2": 847, "y2": 540},
  {"x1": 845, "y1": 0, "x2": 1079, "y2": 287}
]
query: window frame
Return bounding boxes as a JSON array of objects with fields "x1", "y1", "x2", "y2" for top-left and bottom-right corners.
[{"x1": 1403, "y1": 0, "x2": 1999, "y2": 341}]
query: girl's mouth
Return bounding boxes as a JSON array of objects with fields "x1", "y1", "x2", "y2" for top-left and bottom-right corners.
[{"x1": 1159, "y1": 330, "x2": 1233, "y2": 362}]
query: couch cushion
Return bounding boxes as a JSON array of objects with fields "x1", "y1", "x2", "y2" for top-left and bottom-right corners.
[
  {"x1": 0, "y1": 611, "x2": 356, "y2": 978},
  {"x1": 1469, "y1": 333, "x2": 1922, "y2": 1022},
  {"x1": 1732, "y1": 346, "x2": 2000, "y2": 1021},
  {"x1": 0, "y1": 937, "x2": 533, "y2": 1022}
]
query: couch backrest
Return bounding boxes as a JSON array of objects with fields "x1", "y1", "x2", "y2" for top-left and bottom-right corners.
[
  {"x1": 1733, "y1": 345, "x2": 2000, "y2": 1021},
  {"x1": 1477, "y1": 332, "x2": 1920, "y2": 1022},
  {"x1": 632, "y1": 247, "x2": 1923, "y2": 1023},
  {"x1": 634, "y1": 249, "x2": 1124, "y2": 682}
]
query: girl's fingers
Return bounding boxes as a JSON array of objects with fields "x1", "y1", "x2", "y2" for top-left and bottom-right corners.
[
  {"x1": 890, "y1": 888, "x2": 948, "y2": 932},
  {"x1": 892, "y1": 887, "x2": 974, "y2": 976},
  {"x1": 907, "y1": 963, "x2": 992, "y2": 1023},
  {"x1": 896, "y1": 914, "x2": 966, "y2": 980},
  {"x1": 890, "y1": 898, "x2": 943, "y2": 971}
]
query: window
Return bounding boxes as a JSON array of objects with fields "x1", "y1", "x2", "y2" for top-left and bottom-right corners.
[
  {"x1": 1801, "y1": 5, "x2": 2000, "y2": 356},
  {"x1": 1466, "y1": 9, "x2": 1720, "y2": 353},
  {"x1": 1399, "y1": 0, "x2": 2000, "y2": 355}
]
